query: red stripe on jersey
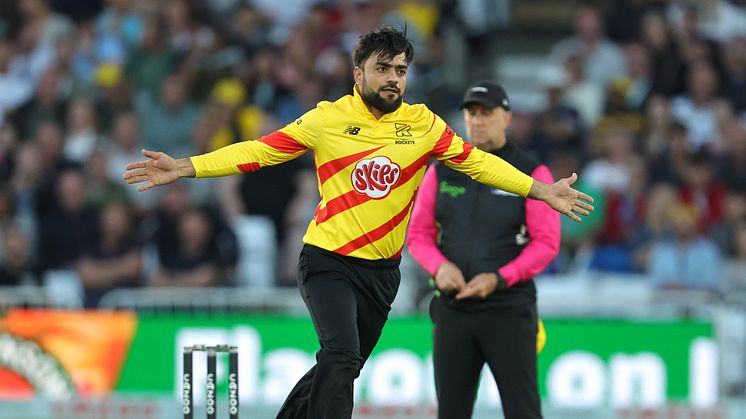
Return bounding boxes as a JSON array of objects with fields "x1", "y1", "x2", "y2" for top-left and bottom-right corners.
[
  {"x1": 391, "y1": 243, "x2": 405, "y2": 259},
  {"x1": 237, "y1": 162, "x2": 261, "y2": 172},
  {"x1": 449, "y1": 142, "x2": 474, "y2": 164},
  {"x1": 423, "y1": 113, "x2": 437, "y2": 135},
  {"x1": 315, "y1": 151, "x2": 431, "y2": 224},
  {"x1": 314, "y1": 190, "x2": 363, "y2": 224},
  {"x1": 258, "y1": 132, "x2": 308, "y2": 153},
  {"x1": 431, "y1": 126, "x2": 455, "y2": 157},
  {"x1": 317, "y1": 146, "x2": 385, "y2": 185},
  {"x1": 334, "y1": 193, "x2": 417, "y2": 255}
]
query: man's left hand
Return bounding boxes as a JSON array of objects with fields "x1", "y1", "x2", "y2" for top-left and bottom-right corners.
[
  {"x1": 529, "y1": 173, "x2": 594, "y2": 222},
  {"x1": 456, "y1": 273, "x2": 502, "y2": 300}
]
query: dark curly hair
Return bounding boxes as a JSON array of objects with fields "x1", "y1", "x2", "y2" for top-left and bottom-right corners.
[{"x1": 352, "y1": 26, "x2": 415, "y2": 68}]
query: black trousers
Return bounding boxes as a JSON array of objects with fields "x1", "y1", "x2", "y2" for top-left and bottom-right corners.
[
  {"x1": 430, "y1": 297, "x2": 542, "y2": 419},
  {"x1": 276, "y1": 244, "x2": 400, "y2": 419}
]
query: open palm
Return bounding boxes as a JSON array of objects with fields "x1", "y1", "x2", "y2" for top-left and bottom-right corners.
[
  {"x1": 545, "y1": 173, "x2": 594, "y2": 222},
  {"x1": 123, "y1": 149, "x2": 181, "y2": 191}
]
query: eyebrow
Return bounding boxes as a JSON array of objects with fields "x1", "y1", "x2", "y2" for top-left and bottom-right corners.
[{"x1": 375, "y1": 61, "x2": 408, "y2": 70}]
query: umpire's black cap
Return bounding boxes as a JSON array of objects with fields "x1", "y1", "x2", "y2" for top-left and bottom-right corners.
[{"x1": 460, "y1": 81, "x2": 511, "y2": 111}]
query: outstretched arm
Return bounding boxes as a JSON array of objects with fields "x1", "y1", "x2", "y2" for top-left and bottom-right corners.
[{"x1": 123, "y1": 106, "x2": 322, "y2": 191}]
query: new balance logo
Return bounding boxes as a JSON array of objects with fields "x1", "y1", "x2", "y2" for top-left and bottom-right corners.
[
  {"x1": 343, "y1": 126, "x2": 361, "y2": 135},
  {"x1": 395, "y1": 123, "x2": 412, "y2": 137}
]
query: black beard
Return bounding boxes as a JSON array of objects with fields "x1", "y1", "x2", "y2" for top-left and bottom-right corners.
[{"x1": 362, "y1": 87, "x2": 403, "y2": 114}]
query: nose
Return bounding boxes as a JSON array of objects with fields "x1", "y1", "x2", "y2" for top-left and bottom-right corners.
[{"x1": 385, "y1": 69, "x2": 399, "y2": 84}]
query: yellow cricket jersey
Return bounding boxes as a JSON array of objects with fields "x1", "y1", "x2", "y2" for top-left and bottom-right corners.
[{"x1": 191, "y1": 88, "x2": 534, "y2": 260}]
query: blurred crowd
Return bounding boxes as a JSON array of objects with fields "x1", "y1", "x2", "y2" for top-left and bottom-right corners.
[
  {"x1": 0, "y1": 0, "x2": 745, "y2": 308},
  {"x1": 528, "y1": 0, "x2": 746, "y2": 297}
]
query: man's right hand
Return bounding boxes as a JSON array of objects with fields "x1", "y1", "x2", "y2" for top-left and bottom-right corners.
[
  {"x1": 123, "y1": 149, "x2": 195, "y2": 191},
  {"x1": 434, "y1": 260, "x2": 466, "y2": 292}
]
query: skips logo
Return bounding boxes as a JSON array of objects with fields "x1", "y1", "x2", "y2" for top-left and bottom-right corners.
[{"x1": 352, "y1": 156, "x2": 401, "y2": 199}]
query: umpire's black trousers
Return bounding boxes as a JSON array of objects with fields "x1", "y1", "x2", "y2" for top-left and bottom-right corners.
[
  {"x1": 276, "y1": 244, "x2": 400, "y2": 419},
  {"x1": 430, "y1": 297, "x2": 542, "y2": 419}
]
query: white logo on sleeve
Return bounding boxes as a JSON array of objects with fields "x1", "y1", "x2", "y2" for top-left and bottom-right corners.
[{"x1": 352, "y1": 156, "x2": 401, "y2": 199}]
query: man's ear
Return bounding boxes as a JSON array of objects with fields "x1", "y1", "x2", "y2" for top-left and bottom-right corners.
[{"x1": 353, "y1": 67, "x2": 362, "y2": 85}]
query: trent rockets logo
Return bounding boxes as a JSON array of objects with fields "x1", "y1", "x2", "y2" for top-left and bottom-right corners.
[{"x1": 352, "y1": 156, "x2": 401, "y2": 199}]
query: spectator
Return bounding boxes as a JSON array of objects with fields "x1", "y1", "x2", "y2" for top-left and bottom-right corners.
[
  {"x1": 640, "y1": 95, "x2": 672, "y2": 157},
  {"x1": 8, "y1": 142, "x2": 44, "y2": 229},
  {"x1": 84, "y1": 149, "x2": 128, "y2": 209},
  {"x1": 226, "y1": 4, "x2": 270, "y2": 58},
  {"x1": 631, "y1": 182, "x2": 679, "y2": 270},
  {"x1": 136, "y1": 74, "x2": 200, "y2": 156},
  {"x1": 193, "y1": 78, "x2": 263, "y2": 153},
  {"x1": 534, "y1": 65, "x2": 584, "y2": 158},
  {"x1": 619, "y1": 42, "x2": 652, "y2": 109},
  {"x1": 0, "y1": 186, "x2": 35, "y2": 255},
  {"x1": 125, "y1": 17, "x2": 177, "y2": 97},
  {"x1": 678, "y1": 152, "x2": 727, "y2": 232},
  {"x1": 560, "y1": 53, "x2": 605, "y2": 129},
  {"x1": 11, "y1": 16, "x2": 56, "y2": 84},
  {"x1": 150, "y1": 207, "x2": 230, "y2": 287},
  {"x1": 648, "y1": 121, "x2": 689, "y2": 185},
  {"x1": 18, "y1": 0, "x2": 74, "y2": 46},
  {"x1": 92, "y1": 63, "x2": 134, "y2": 134},
  {"x1": 721, "y1": 36, "x2": 746, "y2": 114},
  {"x1": 0, "y1": 123, "x2": 19, "y2": 182},
  {"x1": 161, "y1": 0, "x2": 212, "y2": 55},
  {"x1": 670, "y1": 61, "x2": 721, "y2": 151},
  {"x1": 549, "y1": 4, "x2": 627, "y2": 85},
  {"x1": 582, "y1": 128, "x2": 640, "y2": 194},
  {"x1": 37, "y1": 168, "x2": 99, "y2": 272},
  {"x1": 76, "y1": 201, "x2": 142, "y2": 307},
  {"x1": 590, "y1": 157, "x2": 648, "y2": 272},
  {"x1": 697, "y1": 0, "x2": 746, "y2": 42},
  {"x1": 13, "y1": 69, "x2": 67, "y2": 139},
  {"x1": 669, "y1": 3, "x2": 725, "y2": 75},
  {"x1": 95, "y1": 0, "x2": 144, "y2": 48},
  {"x1": 648, "y1": 203, "x2": 722, "y2": 292},
  {"x1": 716, "y1": 119, "x2": 746, "y2": 192},
  {"x1": 0, "y1": 39, "x2": 35, "y2": 124},
  {"x1": 105, "y1": 112, "x2": 159, "y2": 210},
  {"x1": 0, "y1": 224, "x2": 37, "y2": 286},
  {"x1": 52, "y1": 34, "x2": 95, "y2": 99},
  {"x1": 640, "y1": 11, "x2": 686, "y2": 97},
  {"x1": 31, "y1": 121, "x2": 79, "y2": 218},
  {"x1": 149, "y1": 184, "x2": 237, "y2": 281},
  {"x1": 242, "y1": 47, "x2": 281, "y2": 111},
  {"x1": 63, "y1": 97, "x2": 101, "y2": 163}
]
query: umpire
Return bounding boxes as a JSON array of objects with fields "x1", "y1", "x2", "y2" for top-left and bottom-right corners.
[{"x1": 407, "y1": 81, "x2": 560, "y2": 419}]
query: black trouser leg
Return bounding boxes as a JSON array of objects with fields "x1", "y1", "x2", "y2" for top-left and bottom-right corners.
[
  {"x1": 276, "y1": 246, "x2": 399, "y2": 419},
  {"x1": 480, "y1": 304, "x2": 542, "y2": 419},
  {"x1": 431, "y1": 298, "x2": 484, "y2": 419}
]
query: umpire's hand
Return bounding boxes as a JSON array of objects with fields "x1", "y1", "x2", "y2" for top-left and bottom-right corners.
[
  {"x1": 456, "y1": 273, "x2": 500, "y2": 300},
  {"x1": 434, "y1": 261, "x2": 466, "y2": 292}
]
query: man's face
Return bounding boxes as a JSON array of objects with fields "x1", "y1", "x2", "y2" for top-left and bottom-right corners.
[
  {"x1": 463, "y1": 103, "x2": 511, "y2": 150},
  {"x1": 355, "y1": 52, "x2": 408, "y2": 114}
]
